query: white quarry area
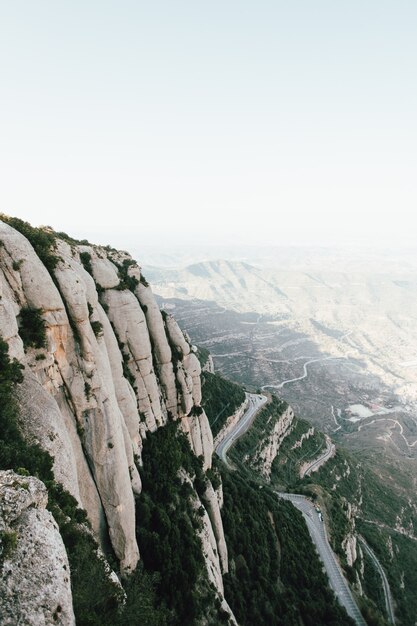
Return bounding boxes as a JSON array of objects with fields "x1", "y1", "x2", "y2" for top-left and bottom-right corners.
[
  {"x1": 0, "y1": 220, "x2": 229, "y2": 609},
  {"x1": 0, "y1": 470, "x2": 75, "y2": 626},
  {"x1": 348, "y1": 404, "x2": 374, "y2": 419}
]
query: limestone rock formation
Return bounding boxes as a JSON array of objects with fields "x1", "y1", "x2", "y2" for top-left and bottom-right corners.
[
  {"x1": 0, "y1": 218, "x2": 229, "y2": 600},
  {"x1": 0, "y1": 470, "x2": 75, "y2": 626},
  {"x1": 342, "y1": 502, "x2": 358, "y2": 567},
  {"x1": 254, "y1": 406, "x2": 295, "y2": 479}
]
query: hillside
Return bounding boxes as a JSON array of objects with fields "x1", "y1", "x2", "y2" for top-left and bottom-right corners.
[
  {"x1": 0, "y1": 216, "x2": 356, "y2": 625},
  {"x1": 0, "y1": 216, "x2": 231, "y2": 624}
]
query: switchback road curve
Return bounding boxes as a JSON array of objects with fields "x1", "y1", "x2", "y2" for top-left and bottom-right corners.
[
  {"x1": 358, "y1": 535, "x2": 395, "y2": 624},
  {"x1": 215, "y1": 393, "x2": 268, "y2": 467},
  {"x1": 277, "y1": 493, "x2": 367, "y2": 626}
]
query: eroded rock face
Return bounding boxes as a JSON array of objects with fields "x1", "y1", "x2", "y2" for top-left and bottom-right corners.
[
  {"x1": 254, "y1": 406, "x2": 294, "y2": 479},
  {"x1": 0, "y1": 470, "x2": 75, "y2": 626},
  {"x1": 0, "y1": 219, "x2": 228, "y2": 584},
  {"x1": 342, "y1": 502, "x2": 358, "y2": 567}
]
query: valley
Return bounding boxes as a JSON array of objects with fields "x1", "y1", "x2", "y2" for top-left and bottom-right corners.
[{"x1": 146, "y1": 250, "x2": 417, "y2": 624}]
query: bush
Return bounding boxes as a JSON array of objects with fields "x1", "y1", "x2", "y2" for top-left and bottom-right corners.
[
  {"x1": 19, "y1": 307, "x2": 47, "y2": 349},
  {"x1": 0, "y1": 530, "x2": 18, "y2": 561},
  {"x1": 84, "y1": 382, "x2": 91, "y2": 399},
  {"x1": 91, "y1": 320, "x2": 103, "y2": 338},
  {"x1": 196, "y1": 345, "x2": 210, "y2": 368},
  {"x1": 0, "y1": 215, "x2": 59, "y2": 273},
  {"x1": 111, "y1": 258, "x2": 139, "y2": 292},
  {"x1": 79, "y1": 251, "x2": 93, "y2": 276}
]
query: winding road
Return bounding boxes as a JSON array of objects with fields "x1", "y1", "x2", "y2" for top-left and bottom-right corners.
[
  {"x1": 358, "y1": 535, "x2": 395, "y2": 624},
  {"x1": 215, "y1": 398, "x2": 367, "y2": 625},
  {"x1": 261, "y1": 355, "x2": 348, "y2": 391},
  {"x1": 216, "y1": 393, "x2": 268, "y2": 467},
  {"x1": 277, "y1": 493, "x2": 366, "y2": 626},
  {"x1": 300, "y1": 435, "x2": 335, "y2": 478}
]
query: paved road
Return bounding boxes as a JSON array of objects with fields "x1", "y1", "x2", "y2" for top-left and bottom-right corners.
[
  {"x1": 215, "y1": 393, "x2": 268, "y2": 467},
  {"x1": 215, "y1": 394, "x2": 366, "y2": 625},
  {"x1": 358, "y1": 535, "x2": 395, "y2": 624},
  {"x1": 262, "y1": 356, "x2": 347, "y2": 390},
  {"x1": 301, "y1": 435, "x2": 336, "y2": 478},
  {"x1": 277, "y1": 493, "x2": 367, "y2": 626}
]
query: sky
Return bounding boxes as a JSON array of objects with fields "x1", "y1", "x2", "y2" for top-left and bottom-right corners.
[{"x1": 0, "y1": 1, "x2": 416, "y2": 249}]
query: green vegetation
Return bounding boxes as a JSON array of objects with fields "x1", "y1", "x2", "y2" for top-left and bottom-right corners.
[
  {"x1": 19, "y1": 307, "x2": 47, "y2": 349},
  {"x1": 196, "y1": 345, "x2": 210, "y2": 369},
  {"x1": 91, "y1": 320, "x2": 103, "y2": 338},
  {"x1": 79, "y1": 251, "x2": 93, "y2": 276},
  {"x1": 201, "y1": 371, "x2": 246, "y2": 437},
  {"x1": 270, "y1": 417, "x2": 325, "y2": 486},
  {"x1": 303, "y1": 449, "x2": 417, "y2": 624},
  {"x1": 134, "y1": 421, "x2": 245, "y2": 623},
  {"x1": 0, "y1": 214, "x2": 59, "y2": 273},
  {"x1": 114, "y1": 258, "x2": 139, "y2": 292},
  {"x1": 357, "y1": 522, "x2": 417, "y2": 625},
  {"x1": 136, "y1": 420, "x2": 224, "y2": 625},
  {"x1": 221, "y1": 467, "x2": 354, "y2": 626},
  {"x1": 12, "y1": 259, "x2": 23, "y2": 271},
  {"x1": 0, "y1": 530, "x2": 18, "y2": 562},
  {"x1": 226, "y1": 389, "x2": 407, "y2": 623},
  {"x1": 360, "y1": 548, "x2": 390, "y2": 621},
  {"x1": 54, "y1": 231, "x2": 92, "y2": 247}
]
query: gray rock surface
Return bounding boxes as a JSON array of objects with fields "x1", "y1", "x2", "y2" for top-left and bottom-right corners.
[
  {"x1": 0, "y1": 219, "x2": 229, "y2": 600},
  {"x1": 0, "y1": 470, "x2": 75, "y2": 626}
]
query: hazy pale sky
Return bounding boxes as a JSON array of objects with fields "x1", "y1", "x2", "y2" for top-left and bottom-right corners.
[{"x1": 1, "y1": 1, "x2": 416, "y2": 248}]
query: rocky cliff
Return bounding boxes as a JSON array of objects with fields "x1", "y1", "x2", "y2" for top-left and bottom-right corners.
[
  {"x1": 253, "y1": 406, "x2": 295, "y2": 479},
  {"x1": 0, "y1": 217, "x2": 230, "y2": 621},
  {"x1": 0, "y1": 470, "x2": 75, "y2": 626}
]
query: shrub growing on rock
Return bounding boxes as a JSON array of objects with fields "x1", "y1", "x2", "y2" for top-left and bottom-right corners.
[{"x1": 19, "y1": 307, "x2": 47, "y2": 349}]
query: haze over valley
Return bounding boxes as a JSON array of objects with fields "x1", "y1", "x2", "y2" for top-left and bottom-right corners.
[
  {"x1": 147, "y1": 246, "x2": 417, "y2": 480},
  {"x1": 2, "y1": 1, "x2": 417, "y2": 623}
]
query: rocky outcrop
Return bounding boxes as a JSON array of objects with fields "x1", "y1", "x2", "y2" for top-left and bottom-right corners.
[
  {"x1": 0, "y1": 470, "x2": 75, "y2": 626},
  {"x1": 203, "y1": 481, "x2": 229, "y2": 574},
  {"x1": 202, "y1": 354, "x2": 215, "y2": 374},
  {"x1": 0, "y1": 219, "x2": 227, "y2": 584},
  {"x1": 291, "y1": 426, "x2": 314, "y2": 451},
  {"x1": 183, "y1": 472, "x2": 236, "y2": 626},
  {"x1": 254, "y1": 406, "x2": 294, "y2": 479},
  {"x1": 342, "y1": 502, "x2": 358, "y2": 567}
]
